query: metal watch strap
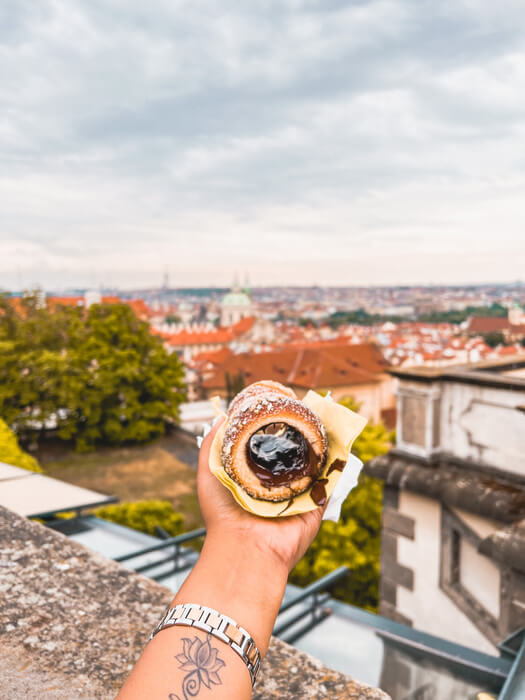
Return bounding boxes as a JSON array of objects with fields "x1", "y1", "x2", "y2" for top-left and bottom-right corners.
[{"x1": 149, "y1": 603, "x2": 261, "y2": 686}]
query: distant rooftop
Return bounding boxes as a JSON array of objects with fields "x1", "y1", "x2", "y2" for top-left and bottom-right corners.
[
  {"x1": 389, "y1": 354, "x2": 525, "y2": 390},
  {"x1": 200, "y1": 342, "x2": 389, "y2": 392},
  {"x1": 0, "y1": 462, "x2": 115, "y2": 518}
]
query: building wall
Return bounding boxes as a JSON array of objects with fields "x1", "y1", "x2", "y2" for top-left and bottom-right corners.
[
  {"x1": 378, "y1": 373, "x2": 396, "y2": 410},
  {"x1": 439, "y1": 382, "x2": 525, "y2": 476},
  {"x1": 334, "y1": 383, "x2": 382, "y2": 423},
  {"x1": 292, "y1": 383, "x2": 382, "y2": 423},
  {"x1": 395, "y1": 490, "x2": 497, "y2": 655},
  {"x1": 396, "y1": 376, "x2": 525, "y2": 473},
  {"x1": 221, "y1": 306, "x2": 251, "y2": 326}
]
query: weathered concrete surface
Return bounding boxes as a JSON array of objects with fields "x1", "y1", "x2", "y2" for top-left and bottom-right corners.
[
  {"x1": 0, "y1": 506, "x2": 389, "y2": 699},
  {"x1": 479, "y1": 518, "x2": 525, "y2": 574}
]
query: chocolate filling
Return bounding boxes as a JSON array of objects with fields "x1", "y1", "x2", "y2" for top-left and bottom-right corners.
[
  {"x1": 310, "y1": 460, "x2": 345, "y2": 507},
  {"x1": 327, "y1": 458, "x2": 346, "y2": 476},
  {"x1": 310, "y1": 478, "x2": 329, "y2": 506},
  {"x1": 247, "y1": 423, "x2": 318, "y2": 487}
]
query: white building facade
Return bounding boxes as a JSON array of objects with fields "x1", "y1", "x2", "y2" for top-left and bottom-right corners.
[{"x1": 366, "y1": 356, "x2": 525, "y2": 654}]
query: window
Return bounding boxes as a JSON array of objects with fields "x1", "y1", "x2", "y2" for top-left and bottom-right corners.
[{"x1": 440, "y1": 507, "x2": 502, "y2": 645}]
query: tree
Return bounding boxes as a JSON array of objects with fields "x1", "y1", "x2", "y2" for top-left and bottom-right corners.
[
  {"x1": 0, "y1": 418, "x2": 41, "y2": 472},
  {"x1": 418, "y1": 303, "x2": 508, "y2": 324},
  {"x1": 165, "y1": 314, "x2": 181, "y2": 324},
  {"x1": 94, "y1": 500, "x2": 185, "y2": 537},
  {"x1": 483, "y1": 331, "x2": 506, "y2": 348},
  {"x1": 289, "y1": 397, "x2": 394, "y2": 611},
  {"x1": 0, "y1": 295, "x2": 186, "y2": 450}
]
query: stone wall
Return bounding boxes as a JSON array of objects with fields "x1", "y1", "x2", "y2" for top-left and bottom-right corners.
[
  {"x1": 0, "y1": 506, "x2": 389, "y2": 700},
  {"x1": 439, "y1": 381, "x2": 525, "y2": 476}
]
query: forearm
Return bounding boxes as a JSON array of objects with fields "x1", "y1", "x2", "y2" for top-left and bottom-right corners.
[
  {"x1": 175, "y1": 531, "x2": 288, "y2": 655},
  {"x1": 117, "y1": 531, "x2": 288, "y2": 700}
]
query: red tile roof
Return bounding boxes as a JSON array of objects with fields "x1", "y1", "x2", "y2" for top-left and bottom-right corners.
[
  {"x1": 498, "y1": 345, "x2": 521, "y2": 355},
  {"x1": 168, "y1": 328, "x2": 234, "y2": 346},
  {"x1": 231, "y1": 316, "x2": 256, "y2": 336},
  {"x1": 45, "y1": 295, "x2": 152, "y2": 320},
  {"x1": 120, "y1": 299, "x2": 151, "y2": 320},
  {"x1": 167, "y1": 317, "x2": 256, "y2": 347},
  {"x1": 46, "y1": 296, "x2": 84, "y2": 310},
  {"x1": 192, "y1": 347, "x2": 234, "y2": 366},
  {"x1": 201, "y1": 343, "x2": 388, "y2": 391},
  {"x1": 467, "y1": 317, "x2": 510, "y2": 333}
]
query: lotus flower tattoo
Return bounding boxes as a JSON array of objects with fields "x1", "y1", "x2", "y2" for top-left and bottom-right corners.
[{"x1": 168, "y1": 635, "x2": 226, "y2": 699}]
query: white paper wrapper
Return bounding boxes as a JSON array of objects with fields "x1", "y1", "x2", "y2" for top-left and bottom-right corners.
[{"x1": 322, "y1": 453, "x2": 363, "y2": 522}]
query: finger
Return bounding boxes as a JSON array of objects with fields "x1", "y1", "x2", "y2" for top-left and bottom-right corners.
[
  {"x1": 197, "y1": 415, "x2": 225, "y2": 477},
  {"x1": 317, "y1": 499, "x2": 329, "y2": 520}
]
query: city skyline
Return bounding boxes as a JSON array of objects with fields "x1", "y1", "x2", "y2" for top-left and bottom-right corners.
[{"x1": 1, "y1": 1, "x2": 525, "y2": 289}]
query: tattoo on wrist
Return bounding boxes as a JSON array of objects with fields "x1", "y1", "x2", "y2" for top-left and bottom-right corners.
[{"x1": 168, "y1": 634, "x2": 226, "y2": 700}]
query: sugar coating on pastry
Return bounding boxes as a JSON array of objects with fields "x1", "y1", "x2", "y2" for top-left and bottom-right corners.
[
  {"x1": 227, "y1": 380, "x2": 297, "y2": 415},
  {"x1": 221, "y1": 381, "x2": 328, "y2": 502}
]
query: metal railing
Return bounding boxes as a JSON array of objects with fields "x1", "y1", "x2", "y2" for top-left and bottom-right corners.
[
  {"x1": 114, "y1": 528, "x2": 206, "y2": 562},
  {"x1": 274, "y1": 566, "x2": 349, "y2": 644},
  {"x1": 114, "y1": 531, "x2": 349, "y2": 639},
  {"x1": 113, "y1": 527, "x2": 206, "y2": 582},
  {"x1": 497, "y1": 628, "x2": 525, "y2": 700}
]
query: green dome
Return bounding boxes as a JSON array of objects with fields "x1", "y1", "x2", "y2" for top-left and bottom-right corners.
[{"x1": 221, "y1": 292, "x2": 251, "y2": 307}]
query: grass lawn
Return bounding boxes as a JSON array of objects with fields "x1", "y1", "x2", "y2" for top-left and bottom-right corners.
[{"x1": 40, "y1": 432, "x2": 204, "y2": 531}]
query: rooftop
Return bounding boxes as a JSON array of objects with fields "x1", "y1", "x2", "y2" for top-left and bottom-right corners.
[
  {"x1": 0, "y1": 461, "x2": 115, "y2": 518},
  {"x1": 388, "y1": 354, "x2": 525, "y2": 390},
  {"x1": 162, "y1": 316, "x2": 256, "y2": 347},
  {"x1": 201, "y1": 343, "x2": 388, "y2": 391}
]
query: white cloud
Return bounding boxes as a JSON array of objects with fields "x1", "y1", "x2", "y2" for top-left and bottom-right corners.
[{"x1": 0, "y1": 0, "x2": 524, "y2": 289}]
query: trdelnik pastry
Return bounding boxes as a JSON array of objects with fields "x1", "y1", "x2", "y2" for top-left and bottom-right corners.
[{"x1": 209, "y1": 380, "x2": 367, "y2": 518}]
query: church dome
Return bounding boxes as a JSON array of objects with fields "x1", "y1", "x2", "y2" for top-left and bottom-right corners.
[{"x1": 221, "y1": 291, "x2": 251, "y2": 307}]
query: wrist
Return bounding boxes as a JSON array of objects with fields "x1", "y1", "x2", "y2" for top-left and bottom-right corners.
[
  {"x1": 205, "y1": 524, "x2": 292, "y2": 574},
  {"x1": 173, "y1": 529, "x2": 288, "y2": 655}
]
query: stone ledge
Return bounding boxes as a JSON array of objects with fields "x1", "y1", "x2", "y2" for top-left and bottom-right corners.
[
  {"x1": 365, "y1": 453, "x2": 525, "y2": 523},
  {"x1": 0, "y1": 506, "x2": 389, "y2": 700}
]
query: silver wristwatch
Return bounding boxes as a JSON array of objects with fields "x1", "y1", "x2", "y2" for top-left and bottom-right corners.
[{"x1": 150, "y1": 602, "x2": 261, "y2": 686}]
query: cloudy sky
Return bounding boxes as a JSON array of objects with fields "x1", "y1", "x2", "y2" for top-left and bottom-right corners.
[{"x1": 1, "y1": 0, "x2": 524, "y2": 290}]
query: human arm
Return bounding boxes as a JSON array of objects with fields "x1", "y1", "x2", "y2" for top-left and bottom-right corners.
[{"x1": 116, "y1": 417, "x2": 325, "y2": 700}]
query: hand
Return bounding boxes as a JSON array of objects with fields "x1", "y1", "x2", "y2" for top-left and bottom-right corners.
[{"x1": 197, "y1": 417, "x2": 325, "y2": 573}]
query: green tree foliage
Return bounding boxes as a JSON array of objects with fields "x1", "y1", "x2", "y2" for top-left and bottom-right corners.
[
  {"x1": 289, "y1": 397, "x2": 394, "y2": 611},
  {"x1": 418, "y1": 303, "x2": 508, "y2": 324},
  {"x1": 0, "y1": 295, "x2": 186, "y2": 450},
  {"x1": 298, "y1": 317, "x2": 318, "y2": 328},
  {"x1": 94, "y1": 500, "x2": 185, "y2": 537},
  {"x1": 0, "y1": 418, "x2": 41, "y2": 472},
  {"x1": 482, "y1": 331, "x2": 506, "y2": 348},
  {"x1": 327, "y1": 309, "x2": 388, "y2": 328},
  {"x1": 326, "y1": 302, "x2": 509, "y2": 327}
]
